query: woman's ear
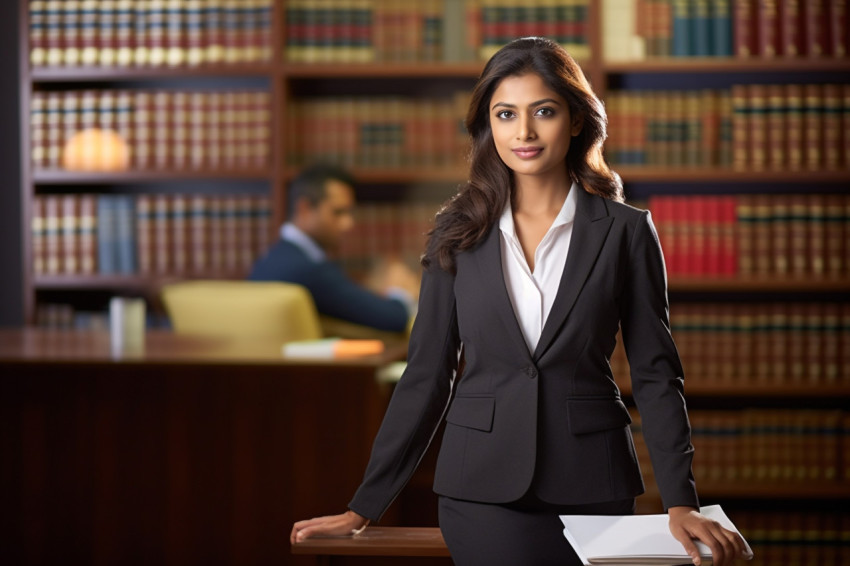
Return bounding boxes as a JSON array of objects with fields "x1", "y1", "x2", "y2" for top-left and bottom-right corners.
[{"x1": 571, "y1": 114, "x2": 584, "y2": 137}]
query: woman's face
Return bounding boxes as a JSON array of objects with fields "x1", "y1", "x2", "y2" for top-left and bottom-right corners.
[{"x1": 488, "y1": 72, "x2": 582, "y2": 180}]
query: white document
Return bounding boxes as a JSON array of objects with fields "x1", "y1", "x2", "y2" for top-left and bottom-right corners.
[{"x1": 560, "y1": 504, "x2": 753, "y2": 565}]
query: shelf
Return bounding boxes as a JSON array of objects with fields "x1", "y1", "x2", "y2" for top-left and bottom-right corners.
[
  {"x1": 33, "y1": 168, "x2": 273, "y2": 185},
  {"x1": 695, "y1": 482, "x2": 850, "y2": 500},
  {"x1": 30, "y1": 64, "x2": 275, "y2": 82},
  {"x1": 284, "y1": 166, "x2": 469, "y2": 184},
  {"x1": 281, "y1": 61, "x2": 486, "y2": 78},
  {"x1": 34, "y1": 272, "x2": 249, "y2": 290},
  {"x1": 620, "y1": 384, "x2": 850, "y2": 398},
  {"x1": 615, "y1": 167, "x2": 850, "y2": 183},
  {"x1": 603, "y1": 58, "x2": 850, "y2": 73},
  {"x1": 667, "y1": 276, "x2": 850, "y2": 293}
]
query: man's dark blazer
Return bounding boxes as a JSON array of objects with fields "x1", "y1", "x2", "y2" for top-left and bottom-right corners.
[
  {"x1": 349, "y1": 187, "x2": 699, "y2": 521},
  {"x1": 248, "y1": 239, "x2": 410, "y2": 332}
]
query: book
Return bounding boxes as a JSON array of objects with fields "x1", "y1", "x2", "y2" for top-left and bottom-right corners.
[
  {"x1": 282, "y1": 338, "x2": 385, "y2": 359},
  {"x1": 560, "y1": 504, "x2": 753, "y2": 565}
]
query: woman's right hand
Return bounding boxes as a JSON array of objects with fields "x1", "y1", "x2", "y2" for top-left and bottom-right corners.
[{"x1": 290, "y1": 510, "x2": 370, "y2": 544}]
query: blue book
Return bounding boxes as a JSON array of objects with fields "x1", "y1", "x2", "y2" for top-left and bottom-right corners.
[
  {"x1": 97, "y1": 196, "x2": 116, "y2": 274},
  {"x1": 114, "y1": 196, "x2": 137, "y2": 274},
  {"x1": 710, "y1": 0, "x2": 733, "y2": 56},
  {"x1": 692, "y1": 0, "x2": 712, "y2": 56},
  {"x1": 672, "y1": 0, "x2": 693, "y2": 56}
]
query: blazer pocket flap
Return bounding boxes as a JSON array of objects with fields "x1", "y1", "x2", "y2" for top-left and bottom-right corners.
[
  {"x1": 567, "y1": 398, "x2": 632, "y2": 435},
  {"x1": 446, "y1": 396, "x2": 495, "y2": 432}
]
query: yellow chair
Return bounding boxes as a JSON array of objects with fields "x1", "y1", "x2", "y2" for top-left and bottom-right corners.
[{"x1": 161, "y1": 280, "x2": 323, "y2": 343}]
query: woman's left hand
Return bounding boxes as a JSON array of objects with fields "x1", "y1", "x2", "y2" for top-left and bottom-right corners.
[{"x1": 667, "y1": 506, "x2": 750, "y2": 566}]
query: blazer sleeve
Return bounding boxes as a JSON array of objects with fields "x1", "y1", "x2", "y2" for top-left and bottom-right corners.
[
  {"x1": 619, "y1": 210, "x2": 699, "y2": 511},
  {"x1": 348, "y1": 264, "x2": 461, "y2": 521}
]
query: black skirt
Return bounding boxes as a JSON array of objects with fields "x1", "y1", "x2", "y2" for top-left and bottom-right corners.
[{"x1": 438, "y1": 492, "x2": 636, "y2": 566}]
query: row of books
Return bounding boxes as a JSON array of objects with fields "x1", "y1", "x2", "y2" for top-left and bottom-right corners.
[
  {"x1": 605, "y1": 0, "x2": 847, "y2": 60},
  {"x1": 734, "y1": 510, "x2": 850, "y2": 566},
  {"x1": 285, "y1": 0, "x2": 591, "y2": 63},
  {"x1": 286, "y1": 93, "x2": 472, "y2": 169},
  {"x1": 31, "y1": 89, "x2": 271, "y2": 171},
  {"x1": 605, "y1": 84, "x2": 850, "y2": 171},
  {"x1": 32, "y1": 193, "x2": 272, "y2": 277},
  {"x1": 646, "y1": 194, "x2": 849, "y2": 278},
  {"x1": 33, "y1": 301, "x2": 172, "y2": 330},
  {"x1": 610, "y1": 302, "x2": 850, "y2": 389},
  {"x1": 630, "y1": 409, "x2": 849, "y2": 486},
  {"x1": 29, "y1": 0, "x2": 273, "y2": 68},
  {"x1": 336, "y1": 200, "x2": 440, "y2": 281}
]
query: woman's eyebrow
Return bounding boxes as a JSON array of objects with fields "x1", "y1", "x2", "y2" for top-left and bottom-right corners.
[{"x1": 491, "y1": 98, "x2": 561, "y2": 110}]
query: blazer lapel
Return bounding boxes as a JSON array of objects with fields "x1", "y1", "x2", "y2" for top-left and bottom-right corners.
[
  {"x1": 533, "y1": 189, "x2": 614, "y2": 361},
  {"x1": 473, "y1": 225, "x2": 530, "y2": 357}
]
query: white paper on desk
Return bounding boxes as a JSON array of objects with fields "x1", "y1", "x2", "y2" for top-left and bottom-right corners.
[{"x1": 560, "y1": 504, "x2": 753, "y2": 565}]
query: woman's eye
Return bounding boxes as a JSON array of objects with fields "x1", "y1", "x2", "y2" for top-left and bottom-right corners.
[
  {"x1": 495, "y1": 110, "x2": 514, "y2": 119},
  {"x1": 535, "y1": 107, "x2": 555, "y2": 117}
]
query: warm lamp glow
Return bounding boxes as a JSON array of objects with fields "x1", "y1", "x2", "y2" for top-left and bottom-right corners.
[{"x1": 62, "y1": 128, "x2": 131, "y2": 172}]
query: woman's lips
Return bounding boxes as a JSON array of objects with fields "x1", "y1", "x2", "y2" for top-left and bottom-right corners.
[{"x1": 511, "y1": 147, "x2": 543, "y2": 159}]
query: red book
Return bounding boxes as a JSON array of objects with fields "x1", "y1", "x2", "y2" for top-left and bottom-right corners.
[
  {"x1": 673, "y1": 196, "x2": 692, "y2": 276},
  {"x1": 748, "y1": 84, "x2": 768, "y2": 170},
  {"x1": 802, "y1": 83, "x2": 824, "y2": 171},
  {"x1": 822, "y1": 84, "x2": 841, "y2": 170},
  {"x1": 704, "y1": 197, "x2": 722, "y2": 275},
  {"x1": 823, "y1": 194, "x2": 845, "y2": 278},
  {"x1": 802, "y1": 0, "x2": 826, "y2": 57},
  {"x1": 806, "y1": 194, "x2": 827, "y2": 278},
  {"x1": 720, "y1": 196, "x2": 738, "y2": 275},
  {"x1": 731, "y1": 84, "x2": 749, "y2": 170},
  {"x1": 734, "y1": 0, "x2": 756, "y2": 57},
  {"x1": 770, "y1": 195, "x2": 790, "y2": 275},
  {"x1": 766, "y1": 84, "x2": 786, "y2": 170},
  {"x1": 788, "y1": 194, "x2": 808, "y2": 276},
  {"x1": 784, "y1": 83, "x2": 804, "y2": 171},
  {"x1": 826, "y1": 0, "x2": 847, "y2": 57},
  {"x1": 777, "y1": 0, "x2": 803, "y2": 57},
  {"x1": 689, "y1": 196, "x2": 707, "y2": 275},
  {"x1": 756, "y1": 0, "x2": 780, "y2": 57}
]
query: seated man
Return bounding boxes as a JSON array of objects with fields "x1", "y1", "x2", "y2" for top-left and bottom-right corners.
[{"x1": 249, "y1": 164, "x2": 418, "y2": 333}]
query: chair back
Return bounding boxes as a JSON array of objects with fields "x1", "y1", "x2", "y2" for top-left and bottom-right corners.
[{"x1": 161, "y1": 280, "x2": 323, "y2": 343}]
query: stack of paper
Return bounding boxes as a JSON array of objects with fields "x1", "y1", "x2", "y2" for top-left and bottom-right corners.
[
  {"x1": 560, "y1": 504, "x2": 753, "y2": 565},
  {"x1": 282, "y1": 338, "x2": 384, "y2": 359}
]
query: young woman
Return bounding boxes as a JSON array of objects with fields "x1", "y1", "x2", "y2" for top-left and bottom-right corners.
[{"x1": 291, "y1": 37, "x2": 749, "y2": 566}]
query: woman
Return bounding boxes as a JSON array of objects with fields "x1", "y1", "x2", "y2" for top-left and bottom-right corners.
[{"x1": 291, "y1": 37, "x2": 749, "y2": 566}]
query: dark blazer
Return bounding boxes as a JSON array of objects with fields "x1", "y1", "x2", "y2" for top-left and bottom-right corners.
[
  {"x1": 248, "y1": 239, "x2": 410, "y2": 332},
  {"x1": 349, "y1": 187, "x2": 699, "y2": 521}
]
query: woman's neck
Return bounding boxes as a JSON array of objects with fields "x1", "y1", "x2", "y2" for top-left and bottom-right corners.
[{"x1": 512, "y1": 171, "x2": 571, "y2": 215}]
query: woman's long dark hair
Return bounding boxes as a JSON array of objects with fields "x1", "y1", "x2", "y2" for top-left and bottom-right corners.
[{"x1": 422, "y1": 37, "x2": 623, "y2": 272}]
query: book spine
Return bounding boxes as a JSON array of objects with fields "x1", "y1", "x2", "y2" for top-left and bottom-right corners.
[
  {"x1": 802, "y1": 0, "x2": 826, "y2": 57},
  {"x1": 807, "y1": 194, "x2": 827, "y2": 278},
  {"x1": 170, "y1": 193, "x2": 188, "y2": 274},
  {"x1": 30, "y1": 92, "x2": 48, "y2": 170},
  {"x1": 132, "y1": 91, "x2": 152, "y2": 169},
  {"x1": 152, "y1": 90, "x2": 172, "y2": 169},
  {"x1": 184, "y1": 0, "x2": 205, "y2": 65},
  {"x1": 826, "y1": 0, "x2": 846, "y2": 57},
  {"x1": 114, "y1": 195, "x2": 136, "y2": 274},
  {"x1": 756, "y1": 0, "x2": 779, "y2": 57},
  {"x1": 189, "y1": 194, "x2": 208, "y2": 273},
  {"x1": 165, "y1": 0, "x2": 186, "y2": 66},
  {"x1": 133, "y1": 0, "x2": 150, "y2": 65},
  {"x1": 765, "y1": 84, "x2": 786, "y2": 169},
  {"x1": 135, "y1": 194, "x2": 154, "y2": 274},
  {"x1": 711, "y1": 0, "x2": 733, "y2": 56},
  {"x1": 148, "y1": 0, "x2": 168, "y2": 66},
  {"x1": 207, "y1": 196, "x2": 223, "y2": 271},
  {"x1": 733, "y1": 0, "x2": 755, "y2": 57},
  {"x1": 221, "y1": 195, "x2": 239, "y2": 271},
  {"x1": 115, "y1": 0, "x2": 134, "y2": 65},
  {"x1": 153, "y1": 193, "x2": 172, "y2": 273},
  {"x1": 692, "y1": 0, "x2": 711, "y2": 56},
  {"x1": 824, "y1": 194, "x2": 845, "y2": 278},
  {"x1": 189, "y1": 91, "x2": 207, "y2": 169},
  {"x1": 747, "y1": 84, "x2": 767, "y2": 170},
  {"x1": 803, "y1": 83, "x2": 823, "y2": 171},
  {"x1": 731, "y1": 84, "x2": 749, "y2": 170},
  {"x1": 44, "y1": 0, "x2": 64, "y2": 66},
  {"x1": 205, "y1": 0, "x2": 224, "y2": 64},
  {"x1": 60, "y1": 194, "x2": 80, "y2": 274},
  {"x1": 30, "y1": 1, "x2": 48, "y2": 67},
  {"x1": 96, "y1": 195, "x2": 116, "y2": 274},
  {"x1": 777, "y1": 0, "x2": 802, "y2": 57},
  {"x1": 788, "y1": 194, "x2": 808, "y2": 276},
  {"x1": 62, "y1": 0, "x2": 82, "y2": 66},
  {"x1": 784, "y1": 83, "x2": 804, "y2": 170},
  {"x1": 45, "y1": 92, "x2": 63, "y2": 169},
  {"x1": 171, "y1": 91, "x2": 189, "y2": 170},
  {"x1": 770, "y1": 195, "x2": 790, "y2": 275},
  {"x1": 822, "y1": 83, "x2": 842, "y2": 170},
  {"x1": 32, "y1": 196, "x2": 47, "y2": 276},
  {"x1": 237, "y1": 195, "x2": 254, "y2": 270},
  {"x1": 98, "y1": 0, "x2": 118, "y2": 66},
  {"x1": 78, "y1": 194, "x2": 97, "y2": 274}
]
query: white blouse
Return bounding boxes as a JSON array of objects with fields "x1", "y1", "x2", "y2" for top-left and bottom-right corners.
[{"x1": 498, "y1": 183, "x2": 578, "y2": 354}]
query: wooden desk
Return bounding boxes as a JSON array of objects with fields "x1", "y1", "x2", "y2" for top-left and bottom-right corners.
[
  {"x1": 0, "y1": 329, "x2": 412, "y2": 566},
  {"x1": 292, "y1": 527, "x2": 452, "y2": 565}
]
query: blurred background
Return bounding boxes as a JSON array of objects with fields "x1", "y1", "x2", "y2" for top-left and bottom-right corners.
[{"x1": 1, "y1": 1, "x2": 848, "y2": 565}]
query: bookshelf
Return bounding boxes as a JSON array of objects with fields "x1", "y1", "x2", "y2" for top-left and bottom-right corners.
[{"x1": 17, "y1": 0, "x2": 850, "y2": 562}]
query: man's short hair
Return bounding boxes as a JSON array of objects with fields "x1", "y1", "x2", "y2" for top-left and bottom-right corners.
[{"x1": 287, "y1": 163, "x2": 356, "y2": 219}]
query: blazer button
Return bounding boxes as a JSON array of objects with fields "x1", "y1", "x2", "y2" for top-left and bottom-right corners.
[{"x1": 526, "y1": 366, "x2": 538, "y2": 379}]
